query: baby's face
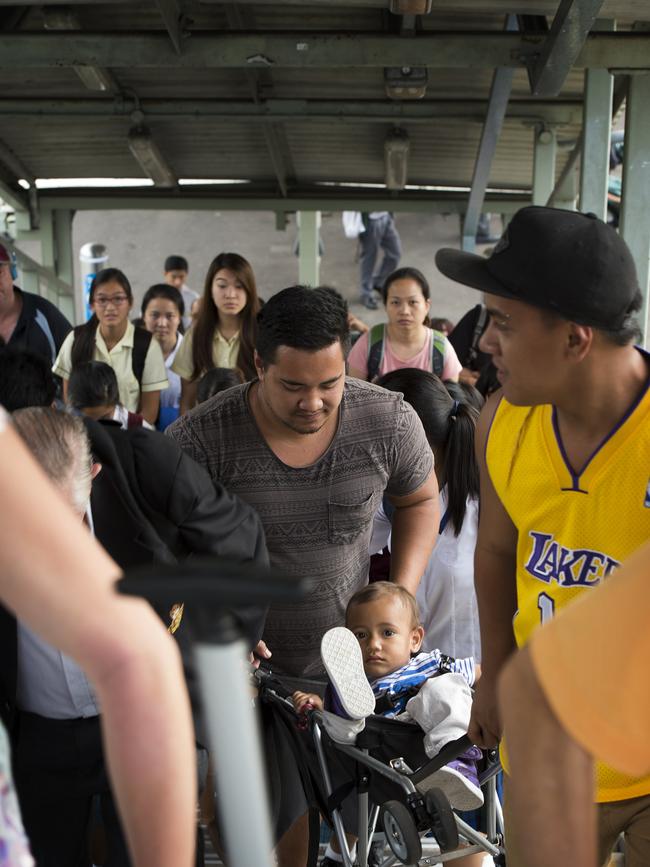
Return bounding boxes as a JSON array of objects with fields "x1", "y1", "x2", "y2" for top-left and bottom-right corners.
[{"x1": 346, "y1": 596, "x2": 423, "y2": 680}]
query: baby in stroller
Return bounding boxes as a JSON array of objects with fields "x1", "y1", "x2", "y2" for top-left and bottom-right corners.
[{"x1": 292, "y1": 581, "x2": 486, "y2": 866}]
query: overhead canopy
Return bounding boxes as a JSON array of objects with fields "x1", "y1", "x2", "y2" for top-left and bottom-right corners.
[{"x1": 0, "y1": 0, "x2": 648, "y2": 216}]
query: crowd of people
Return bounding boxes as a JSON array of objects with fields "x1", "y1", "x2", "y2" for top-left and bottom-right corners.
[{"x1": 0, "y1": 203, "x2": 648, "y2": 867}]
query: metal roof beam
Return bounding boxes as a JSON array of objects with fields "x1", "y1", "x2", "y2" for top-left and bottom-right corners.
[
  {"x1": 529, "y1": 0, "x2": 606, "y2": 96},
  {"x1": 0, "y1": 138, "x2": 39, "y2": 226},
  {"x1": 154, "y1": 0, "x2": 183, "y2": 54},
  {"x1": 462, "y1": 14, "x2": 516, "y2": 251},
  {"x1": 38, "y1": 189, "x2": 529, "y2": 214},
  {"x1": 1, "y1": 31, "x2": 648, "y2": 70},
  {"x1": 0, "y1": 97, "x2": 584, "y2": 125},
  {"x1": 0, "y1": 177, "x2": 30, "y2": 214},
  {"x1": 0, "y1": 236, "x2": 73, "y2": 296}
]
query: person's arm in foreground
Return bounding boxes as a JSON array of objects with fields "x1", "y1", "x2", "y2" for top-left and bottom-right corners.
[
  {"x1": 499, "y1": 540, "x2": 650, "y2": 867},
  {"x1": 387, "y1": 466, "x2": 439, "y2": 596},
  {"x1": 0, "y1": 417, "x2": 196, "y2": 867},
  {"x1": 499, "y1": 647, "x2": 596, "y2": 867},
  {"x1": 467, "y1": 392, "x2": 518, "y2": 747}
]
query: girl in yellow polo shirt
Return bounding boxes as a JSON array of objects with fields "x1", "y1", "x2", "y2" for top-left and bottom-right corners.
[
  {"x1": 172, "y1": 252, "x2": 260, "y2": 415},
  {"x1": 53, "y1": 268, "x2": 168, "y2": 425}
]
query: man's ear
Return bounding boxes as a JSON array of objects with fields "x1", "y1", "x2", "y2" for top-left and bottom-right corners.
[
  {"x1": 90, "y1": 462, "x2": 102, "y2": 480},
  {"x1": 566, "y1": 322, "x2": 593, "y2": 361},
  {"x1": 254, "y1": 350, "x2": 266, "y2": 380}
]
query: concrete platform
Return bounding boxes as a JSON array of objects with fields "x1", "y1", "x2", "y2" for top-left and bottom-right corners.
[{"x1": 72, "y1": 210, "x2": 496, "y2": 329}]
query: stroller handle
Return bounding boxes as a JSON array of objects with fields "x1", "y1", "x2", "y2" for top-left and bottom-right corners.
[{"x1": 118, "y1": 557, "x2": 308, "y2": 607}]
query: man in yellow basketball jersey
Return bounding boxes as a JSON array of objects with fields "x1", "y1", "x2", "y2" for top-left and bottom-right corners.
[{"x1": 436, "y1": 206, "x2": 650, "y2": 866}]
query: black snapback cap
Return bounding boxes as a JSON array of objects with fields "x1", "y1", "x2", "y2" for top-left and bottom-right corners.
[{"x1": 435, "y1": 206, "x2": 640, "y2": 330}]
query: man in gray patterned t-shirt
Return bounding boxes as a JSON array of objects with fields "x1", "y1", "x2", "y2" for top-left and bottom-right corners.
[
  {"x1": 168, "y1": 286, "x2": 438, "y2": 865},
  {"x1": 168, "y1": 285, "x2": 438, "y2": 679}
]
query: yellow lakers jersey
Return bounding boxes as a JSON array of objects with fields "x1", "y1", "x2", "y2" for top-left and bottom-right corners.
[{"x1": 487, "y1": 385, "x2": 650, "y2": 802}]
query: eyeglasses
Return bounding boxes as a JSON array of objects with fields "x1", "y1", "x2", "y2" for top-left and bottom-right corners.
[{"x1": 94, "y1": 295, "x2": 129, "y2": 307}]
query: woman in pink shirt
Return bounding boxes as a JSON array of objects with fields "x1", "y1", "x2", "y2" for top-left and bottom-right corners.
[{"x1": 347, "y1": 267, "x2": 462, "y2": 382}]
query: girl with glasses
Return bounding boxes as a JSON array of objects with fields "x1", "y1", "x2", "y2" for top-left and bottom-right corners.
[{"x1": 52, "y1": 268, "x2": 168, "y2": 425}]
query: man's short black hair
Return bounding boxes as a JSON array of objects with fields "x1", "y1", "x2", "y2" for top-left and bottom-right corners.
[
  {"x1": 164, "y1": 255, "x2": 188, "y2": 273},
  {"x1": 256, "y1": 285, "x2": 350, "y2": 367},
  {"x1": 68, "y1": 361, "x2": 120, "y2": 409},
  {"x1": 0, "y1": 346, "x2": 57, "y2": 410}
]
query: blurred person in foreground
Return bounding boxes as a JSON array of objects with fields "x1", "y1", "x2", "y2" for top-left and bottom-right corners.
[
  {"x1": 0, "y1": 404, "x2": 195, "y2": 867},
  {"x1": 499, "y1": 540, "x2": 650, "y2": 867}
]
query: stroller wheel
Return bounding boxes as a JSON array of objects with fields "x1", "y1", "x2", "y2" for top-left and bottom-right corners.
[
  {"x1": 380, "y1": 800, "x2": 422, "y2": 865},
  {"x1": 425, "y1": 788, "x2": 459, "y2": 854}
]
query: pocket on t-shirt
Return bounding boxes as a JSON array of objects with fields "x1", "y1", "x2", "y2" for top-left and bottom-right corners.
[{"x1": 328, "y1": 493, "x2": 376, "y2": 544}]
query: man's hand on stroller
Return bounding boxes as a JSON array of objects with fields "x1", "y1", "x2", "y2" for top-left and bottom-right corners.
[
  {"x1": 468, "y1": 673, "x2": 501, "y2": 748},
  {"x1": 292, "y1": 691, "x2": 324, "y2": 713},
  {"x1": 249, "y1": 639, "x2": 272, "y2": 669}
]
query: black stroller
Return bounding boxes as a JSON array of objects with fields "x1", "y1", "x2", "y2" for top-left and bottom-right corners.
[{"x1": 256, "y1": 667, "x2": 505, "y2": 867}]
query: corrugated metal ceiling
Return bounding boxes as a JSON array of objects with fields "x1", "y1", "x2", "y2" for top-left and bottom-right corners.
[{"x1": 0, "y1": 0, "x2": 647, "y2": 207}]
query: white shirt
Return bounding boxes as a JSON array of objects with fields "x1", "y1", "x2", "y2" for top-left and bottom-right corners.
[
  {"x1": 16, "y1": 505, "x2": 100, "y2": 719},
  {"x1": 161, "y1": 332, "x2": 183, "y2": 409},
  {"x1": 370, "y1": 488, "x2": 481, "y2": 661},
  {"x1": 180, "y1": 284, "x2": 199, "y2": 331}
]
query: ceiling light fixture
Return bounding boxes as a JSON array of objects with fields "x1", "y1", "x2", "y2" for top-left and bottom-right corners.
[
  {"x1": 128, "y1": 127, "x2": 176, "y2": 188},
  {"x1": 384, "y1": 66, "x2": 428, "y2": 100},
  {"x1": 384, "y1": 129, "x2": 410, "y2": 190}
]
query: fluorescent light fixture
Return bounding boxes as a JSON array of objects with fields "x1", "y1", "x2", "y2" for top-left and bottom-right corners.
[
  {"x1": 18, "y1": 179, "x2": 30, "y2": 190},
  {"x1": 318, "y1": 181, "x2": 387, "y2": 189},
  {"x1": 74, "y1": 65, "x2": 116, "y2": 93},
  {"x1": 384, "y1": 129, "x2": 410, "y2": 190},
  {"x1": 384, "y1": 67, "x2": 428, "y2": 100},
  {"x1": 178, "y1": 179, "x2": 251, "y2": 186},
  {"x1": 31, "y1": 178, "x2": 154, "y2": 189},
  {"x1": 42, "y1": 9, "x2": 115, "y2": 93},
  {"x1": 317, "y1": 180, "x2": 529, "y2": 195},
  {"x1": 128, "y1": 127, "x2": 176, "y2": 188}
]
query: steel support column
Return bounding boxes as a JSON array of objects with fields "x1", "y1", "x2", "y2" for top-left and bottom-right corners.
[
  {"x1": 529, "y1": 0, "x2": 606, "y2": 96},
  {"x1": 54, "y1": 209, "x2": 76, "y2": 321},
  {"x1": 619, "y1": 75, "x2": 650, "y2": 345},
  {"x1": 298, "y1": 211, "x2": 320, "y2": 287},
  {"x1": 532, "y1": 126, "x2": 557, "y2": 206},
  {"x1": 16, "y1": 216, "x2": 55, "y2": 303},
  {"x1": 579, "y1": 24, "x2": 614, "y2": 218},
  {"x1": 553, "y1": 166, "x2": 578, "y2": 211},
  {"x1": 462, "y1": 15, "x2": 516, "y2": 252}
]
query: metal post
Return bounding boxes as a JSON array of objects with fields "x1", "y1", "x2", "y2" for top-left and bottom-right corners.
[
  {"x1": 14, "y1": 222, "x2": 43, "y2": 298},
  {"x1": 53, "y1": 209, "x2": 76, "y2": 322},
  {"x1": 553, "y1": 167, "x2": 578, "y2": 211},
  {"x1": 580, "y1": 68, "x2": 613, "y2": 218},
  {"x1": 462, "y1": 14, "x2": 517, "y2": 251},
  {"x1": 619, "y1": 74, "x2": 650, "y2": 346},
  {"x1": 194, "y1": 638, "x2": 274, "y2": 867},
  {"x1": 79, "y1": 242, "x2": 109, "y2": 321},
  {"x1": 298, "y1": 210, "x2": 320, "y2": 286},
  {"x1": 38, "y1": 210, "x2": 58, "y2": 305},
  {"x1": 532, "y1": 126, "x2": 557, "y2": 206}
]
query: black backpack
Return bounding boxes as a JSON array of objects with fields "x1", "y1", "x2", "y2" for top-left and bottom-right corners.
[
  {"x1": 71, "y1": 325, "x2": 153, "y2": 386},
  {"x1": 366, "y1": 323, "x2": 445, "y2": 382}
]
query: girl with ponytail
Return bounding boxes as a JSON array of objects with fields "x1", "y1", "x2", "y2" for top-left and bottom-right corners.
[
  {"x1": 374, "y1": 368, "x2": 482, "y2": 660},
  {"x1": 52, "y1": 268, "x2": 168, "y2": 425}
]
